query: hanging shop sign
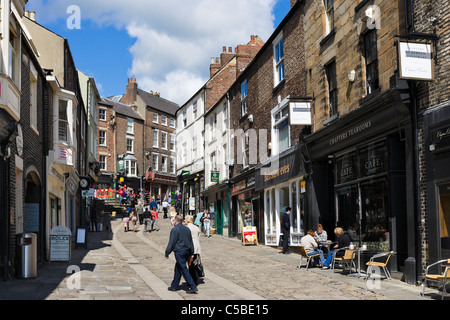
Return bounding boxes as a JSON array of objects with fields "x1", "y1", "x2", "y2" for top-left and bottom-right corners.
[
  {"x1": 241, "y1": 226, "x2": 258, "y2": 246},
  {"x1": 398, "y1": 40, "x2": 434, "y2": 81},
  {"x1": 289, "y1": 102, "x2": 312, "y2": 125}
]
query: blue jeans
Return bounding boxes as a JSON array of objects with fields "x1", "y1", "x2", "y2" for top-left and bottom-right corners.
[
  {"x1": 308, "y1": 250, "x2": 325, "y2": 265},
  {"x1": 323, "y1": 250, "x2": 335, "y2": 267},
  {"x1": 170, "y1": 250, "x2": 197, "y2": 290}
]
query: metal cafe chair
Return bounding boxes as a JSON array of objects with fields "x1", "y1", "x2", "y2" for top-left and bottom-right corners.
[
  {"x1": 298, "y1": 245, "x2": 323, "y2": 270},
  {"x1": 332, "y1": 247, "x2": 356, "y2": 274},
  {"x1": 364, "y1": 251, "x2": 394, "y2": 281},
  {"x1": 421, "y1": 259, "x2": 450, "y2": 300}
]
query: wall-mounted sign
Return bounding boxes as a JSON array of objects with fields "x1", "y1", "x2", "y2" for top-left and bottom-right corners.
[
  {"x1": 289, "y1": 102, "x2": 312, "y2": 125},
  {"x1": 398, "y1": 41, "x2": 434, "y2": 81},
  {"x1": 210, "y1": 171, "x2": 219, "y2": 183}
]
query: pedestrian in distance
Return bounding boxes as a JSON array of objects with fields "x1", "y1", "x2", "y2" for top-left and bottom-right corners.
[
  {"x1": 280, "y1": 206, "x2": 291, "y2": 254},
  {"x1": 322, "y1": 227, "x2": 351, "y2": 269},
  {"x1": 143, "y1": 206, "x2": 151, "y2": 232},
  {"x1": 170, "y1": 206, "x2": 177, "y2": 227},
  {"x1": 162, "y1": 198, "x2": 169, "y2": 219},
  {"x1": 184, "y1": 215, "x2": 202, "y2": 286},
  {"x1": 137, "y1": 202, "x2": 144, "y2": 225},
  {"x1": 150, "y1": 206, "x2": 160, "y2": 231},
  {"x1": 122, "y1": 207, "x2": 130, "y2": 232},
  {"x1": 150, "y1": 197, "x2": 157, "y2": 212},
  {"x1": 89, "y1": 203, "x2": 98, "y2": 232},
  {"x1": 202, "y1": 209, "x2": 212, "y2": 237},
  {"x1": 130, "y1": 208, "x2": 138, "y2": 232},
  {"x1": 165, "y1": 215, "x2": 198, "y2": 294}
]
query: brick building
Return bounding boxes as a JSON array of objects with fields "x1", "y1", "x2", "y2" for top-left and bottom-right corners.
[
  {"x1": 225, "y1": 2, "x2": 308, "y2": 243},
  {"x1": 413, "y1": 0, "x2": 450, "y2": 273},
  {"x1": 299, "y1": 0, "x2": 429, "y2": 281},
  {"x1": 97, "y1": 98, "x2": 118, "y2": 188},
  {"x1": 121, "y1": 79, "x2": 179, "y2": 203},
  {"x1": 177, "y1": 36, "x2": 264, "y2": 216}
]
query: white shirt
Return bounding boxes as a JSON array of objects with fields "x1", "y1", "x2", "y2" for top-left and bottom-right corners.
[{"x1": 301, "y1": 234, "x2": 318, "y2": 253}]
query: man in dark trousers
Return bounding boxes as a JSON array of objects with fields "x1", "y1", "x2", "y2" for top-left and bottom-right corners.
[
  {"x1": 165, "y1": 215, "x2": 198, "y2": 294},
  {"x1": 280, "y1": 207, "x2": 291, "y2": 254}
]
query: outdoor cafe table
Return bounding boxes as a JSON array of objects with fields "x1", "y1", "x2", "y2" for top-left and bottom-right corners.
[
  {"x1": 319, "y1": 241, "x2": 333, "y2": 257},
  {"x1": 348, "y1": 246, "x2": 367, "y2": 278}
]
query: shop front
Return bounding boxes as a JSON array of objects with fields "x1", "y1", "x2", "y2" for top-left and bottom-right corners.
[
  {"x1": 256, "y1": 145, "x2": 307, "y2": 247},
  {"x1": 230, "y1": 169, "x2": 263, "y2": 241},
  {"x1": 202, "y1": 182, "x2": 231, "y2": 237},
  {"x1": 178, "y1": 171, "x2": 204, "y2": 216},
  {"x1": 305, "y1": 88, "x2": 413, "y2": 272},
  {"x1": 423, "y1": 104, "x2": 450, "y2": 263}
]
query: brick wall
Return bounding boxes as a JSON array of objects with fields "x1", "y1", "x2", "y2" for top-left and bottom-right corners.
[
  {"x1": 230, "y1": 4, "x2": 306, "y2": 177},
  {"x1": 97, "y1": 101, "x2": 116, "y2": 174},
  {"x1": 304, "y1": 0, "x2": 406, "y2": 131},
  {"x1": 414, "y1": 0, "x2": 450, "y2": 268}
]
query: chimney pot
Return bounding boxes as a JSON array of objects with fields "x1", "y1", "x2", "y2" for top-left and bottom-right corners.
[
  {"x1": 30, "y1": 11, "x2": 36, "y2": 21},
  {"x1": 223, "y1": 46, "x2": 226, "y2": 52},
  {"x1": 216, "y1": 57, "x2": 219, "y2": 63},
  {"x1": 228, "y1": 47, "x2": 232, "y2": 53}
]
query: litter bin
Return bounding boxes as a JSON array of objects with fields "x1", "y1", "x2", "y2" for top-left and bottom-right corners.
[{"x1": 16, "y1": 233, "x2": 37, "y2": 278}]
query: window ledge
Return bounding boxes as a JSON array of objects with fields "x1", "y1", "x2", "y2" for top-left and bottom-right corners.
[
  {"x1": 319, "y1": 27, "x2": 336, "y2": 47},
  {"x1": 322, "y1": 112, "x2": 339, "y2": 126},
  {"x1": 272, "y1": 78, "x2": 285, "y2": 94}
]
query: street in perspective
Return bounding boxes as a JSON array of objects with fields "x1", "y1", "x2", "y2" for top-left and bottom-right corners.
[{"x1": 0, "y1": 0, "x2": 449, "y2": 312}]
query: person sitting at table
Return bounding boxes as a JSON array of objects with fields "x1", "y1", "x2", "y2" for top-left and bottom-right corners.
[
  {"x1": 314, "y1": 224, "x2": 328, "y2": 243},
  {"x1": 301, "y1": 230, "x2": 325, "y2": 266},
  {"x1": 322, "y1": 227, "x2": 351, "y2": 269}
]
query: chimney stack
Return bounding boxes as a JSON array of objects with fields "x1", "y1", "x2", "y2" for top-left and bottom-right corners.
[{"x1": 122, "y1": 78, "x2": 138, "y2": 105}]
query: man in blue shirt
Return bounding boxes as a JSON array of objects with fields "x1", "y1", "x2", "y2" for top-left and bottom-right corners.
[{"x1": 165, "y1": 215, "x2": 198, "y2": 293}]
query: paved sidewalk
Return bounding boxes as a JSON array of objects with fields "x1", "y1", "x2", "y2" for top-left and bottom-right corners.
[{"x1": 0, "y1": 214, "x2": 443, "y2": 301}]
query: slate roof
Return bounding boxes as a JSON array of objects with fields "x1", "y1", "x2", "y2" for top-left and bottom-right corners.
[
  {"x1": 137, "y1": 89, "x2": 179, "y2": 116},
  {"x1": 100, "y1": 97, "x2": 144, "y2": 121}
]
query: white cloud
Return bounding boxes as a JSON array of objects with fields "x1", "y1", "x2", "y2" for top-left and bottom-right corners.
[{"x1": 26, "y1": 0, "x2": 278, "y2": 105}]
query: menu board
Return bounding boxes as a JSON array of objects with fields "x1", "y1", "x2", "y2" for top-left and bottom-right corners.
[
  {"x1": 242, "y1": 226, "x2": 258, "y2": 246},
  {"x1": 49, "y1": 226, "x2": 72, "y2": 262}
]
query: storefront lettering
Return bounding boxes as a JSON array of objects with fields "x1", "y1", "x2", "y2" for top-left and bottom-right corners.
[
  {"x1": 340, "y1": 166, "x2": 353, "y2": 179},
  {"x1": 365, "y1": 157, "x2": 383, "y2": 170},
  {"x1": 329, "y1": 120, "x2": 372, "y2": 146},
  {"x1": 264, "y1": 164, "x2": 290, "y2": 182},
  {"x1": 437, "y1": 127, "x2": 450, "y2": 141}
]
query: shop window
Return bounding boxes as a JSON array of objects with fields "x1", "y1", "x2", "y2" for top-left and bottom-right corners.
[{"x1": 239, "y1": 198, "x2": 253, "y2": 231}]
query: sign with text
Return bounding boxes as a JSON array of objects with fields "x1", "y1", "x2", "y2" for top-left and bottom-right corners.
[
  {"x1": 242, "y1": 226, "x2": 258, "y2": 246},
  {"x1": 398, "y1": 41, "x2": 434, "y2": 81},
  {"x1": 49, "y1": 226, "x2": 72, "y2": 262},
  {"x1": 289, "y1": 102, "x2": 312, "y2": 125}
]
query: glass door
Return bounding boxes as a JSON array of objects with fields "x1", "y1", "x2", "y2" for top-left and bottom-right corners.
[
  {"x1": 336, "y1": 184, "x2": 359, "y2": 242},
  {"x1": 439, "y1": 183, "x2": 450, "y2": 259}
]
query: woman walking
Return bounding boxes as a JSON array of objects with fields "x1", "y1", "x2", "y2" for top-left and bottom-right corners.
[{"x1": 184, "y1": 215, "x2": 202, "y2": 285}]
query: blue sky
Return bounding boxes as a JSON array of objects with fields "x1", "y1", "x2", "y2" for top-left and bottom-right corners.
[{"x1": 25, "y1": 0, "x2": 291, "y2": 105}]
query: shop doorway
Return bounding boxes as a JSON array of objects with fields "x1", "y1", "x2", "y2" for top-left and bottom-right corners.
[
  {"x1": 216, "y1": 200, "x2": 223, "y2": 235},
  {"x1": 252, "y1": 198, "x2": 263, "y2": 244},
  {"x1": 439, "y1": 183, "x2": 450, "y2": 259}
]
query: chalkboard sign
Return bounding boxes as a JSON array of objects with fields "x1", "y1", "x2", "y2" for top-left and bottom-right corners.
[
  {"x1": 75, "y1": 227, "x2": 87, "y2": 249},
  {"x1": 49, "y1": 226, "x2": 72, "y2": 262}
]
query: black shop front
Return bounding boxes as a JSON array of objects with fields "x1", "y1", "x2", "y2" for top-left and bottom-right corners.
[{"x1": 304, "y1": 88, "x2": 415, "y2": 275}]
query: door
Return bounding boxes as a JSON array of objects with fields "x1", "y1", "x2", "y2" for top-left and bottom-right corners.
[
  {"x1": 216, "y1": 200, "x2": 223, "y2": 235},
  {"x1": 439, "y1": 183, "x2": 450, "y2": 259}
]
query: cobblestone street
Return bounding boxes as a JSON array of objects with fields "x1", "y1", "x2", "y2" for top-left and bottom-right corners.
[{"x1": 0, "y1": 215, "x2": 434, "y2": 303}]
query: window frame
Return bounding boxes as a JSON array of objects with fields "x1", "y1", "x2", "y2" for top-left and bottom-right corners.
[
  {"x1": 325, "y1": 60, "x2": 338, "y2": 117},
  {"x1": 273, "y1": 33, "x2": 285, "y2": 87},
  {"x1": 241, "y1": 79, "x2": 248, "y2": 117},
  {"x1": 99, "y1": 130, "x2": 107, "y2": 146},
  {"x1": 324, "y1": 0, "x2": 334, "y2": 35},
  {"x1": 363, "y1": 29, "x2": 379, "y2": 95}
]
